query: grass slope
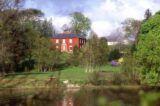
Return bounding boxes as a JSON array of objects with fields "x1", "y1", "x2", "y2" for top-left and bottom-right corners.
[{"x1": 0, "y1": 65, "x2": 121, "y2": 88}]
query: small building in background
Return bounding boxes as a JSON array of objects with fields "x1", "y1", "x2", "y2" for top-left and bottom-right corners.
[{"x1": 51, "y1": 31, "x2": 86, "y2": 52}]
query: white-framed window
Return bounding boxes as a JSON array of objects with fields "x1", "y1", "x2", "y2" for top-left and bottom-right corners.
[
  {"x1": 61, "y1": 44, "x2": 67, "y2": 51},
  {"x1": 56, "y1": 39, "x2": 59, "y2": 43},
  {"x1": 62, "y1": 39, "x2": 66, "y2": 43},
  {"x1": 69, "y1": 45, "x2": 73, "y2": 51},
  {"x1": 69, "y1": 39, "x2": 72, "y2": 43}
]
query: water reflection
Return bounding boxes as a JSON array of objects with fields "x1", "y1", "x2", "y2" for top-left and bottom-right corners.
[{"x1": 0, "y1": 86, "x2": 160, "y2": 106}]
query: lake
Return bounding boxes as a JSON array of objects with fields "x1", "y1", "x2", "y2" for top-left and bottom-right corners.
[{"x1": 0, "y1": 86, "x2": 160, "y2": 106}]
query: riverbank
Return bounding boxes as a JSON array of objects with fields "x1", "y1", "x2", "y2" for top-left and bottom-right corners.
[
  {"x1": 0, "y1": 65, "x2": 120, "y2": 88},
  {"x1": 0, "y1": 85, "x2": 160, "y2": 106}
]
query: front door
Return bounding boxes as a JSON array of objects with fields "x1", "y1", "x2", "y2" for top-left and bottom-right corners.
[{"x1": 61, "y1": 44, "x2": 67, "y2": 52}]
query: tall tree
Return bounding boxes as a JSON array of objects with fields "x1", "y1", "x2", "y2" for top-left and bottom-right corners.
[
  {"x1": 0, "y1": 0, "x2": 44, "y2": 72},
  {"x1": 135, "y1": 10, "x2": 160, "y2": 84},
  {"x1": 122, "y1": 18, "x2": 141, "y2": 43},
  {"x1": 70, "y1": 12, "x2": 91, "y2": 36},
  {"x1": 81, "y1": 31, "x2": 109, "y2": 72},
  {"x1": 0, "y1": 24, "x2": 11, "y2": 74},
  {"x1": 98, "y1": 37, "x2": 109, "y2": 65},
  {"x1": 144, "y1": 9, "x2": 152, "y2": 20},
  {"x1": 31, "y1": 33, "x2": 61, "y2": 72},
  {"x1": 32, "y1": 19, "x2": 55, "y2": 37}
]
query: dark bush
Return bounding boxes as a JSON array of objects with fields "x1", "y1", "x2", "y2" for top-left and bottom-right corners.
[{"x1": 108, "y1": 49, "x2": 122, "y2": 61}]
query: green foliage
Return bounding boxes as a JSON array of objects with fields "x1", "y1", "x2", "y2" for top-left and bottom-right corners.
[
  {"x1": 0, "y1": 10, "x2": 44, "y2": 72},
  {"x1": 81, "y1": 32, "x2": 109, "y2": 71},
  {"x1": 32, "y1": 35, "x2": 61, "y2": 72},
  {"x1": 98, "y1": 37, "x2": 109, "y2": 64},
  {"x1": 0, "y1": 0, "x2": 59, "y2": 73},
  {"x1": 70, "y1": 12, "x2": 91, "y2": 35},
  {"x1": 67, "y1": 45, "x2": 81, "y2": 66},
  {"x1": 141, "y1": 92, "x2": 160, "y2": 106},
  {"x1": 88, "y1": 71, "x2": 100, "y2": 85},
  {"x1": 135, "y1": 11, "x2": 160, "y2": 84},
  {"x1": 121, "y1": 54, "x2": 140, "y2": 85},
  {"x1": 97, "y1": 96, "x2": 108, "y2": 106},
  {"x1": 108, "y1": 49, "x2": 121, "y2": 61},
  {"x1": 32, "y1": 19, "x2": 55, "y2": 37},
  {"x1": 122, "y1": 18, "x2": 141, "y2": 37}
]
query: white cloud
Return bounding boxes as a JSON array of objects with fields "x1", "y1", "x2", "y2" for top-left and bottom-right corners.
[
  {"x1": 44, "y1": 0, "x2": 160, "y2": 37},
  {"x1": 85, "y1": 0, "x2": 160, "y2": 37},
  {"x1": 91, "y1": 21, "x2": 119, "y2": 36},
  {"x1": 46, "y1": 16, "x2": 71, "y2": 33}
]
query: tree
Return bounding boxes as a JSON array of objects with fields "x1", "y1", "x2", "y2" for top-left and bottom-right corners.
[
  {"x1": 108, "y1": 49, "x2": 121, "y2": 61},
  {"x1": 0, "y1": 26, "x2": 11, "y2": 74},
  {"x1": 68, "y1": 45, "x2": 81, "y2": 66},
  {"x1": 144, "y1": 9, "x2": 152, "y2": 20},
  {"x1": 62, "y1": 24, "x2": 70, "y2": 32},
  {"x1": 0, "y1": 0, "x2": 26, "y2": 72},
  {"x1": 7, "y1": 9, "x2": 44, "y2": 72},
  {"x1": 0, "y1": 0, "x2": 45, "y2": 72},
  {"x1": 32, "y1": 19, "x2": 55, "y2": 37},
  {"x1": 32, "y1": 35, "x2": 57, "y2": 71},
  {"x1": 122, "y1": 18, "x2": 141, "y2": 43},
  {"x1": 98, "y1": 37, "x2": 109, "y2": 65},
  {"x1": 135, "y1": 11, "x2": 160, "y2": 84},
  {"x1": 81, "y1": 31, "x2": 109, "y2": 72},
  {"x1": 70, "y1": 12, "x2": 91, "y2": 36},
  {"x1": 81, "y1": 31, "x2": 98, "y2": 72}
]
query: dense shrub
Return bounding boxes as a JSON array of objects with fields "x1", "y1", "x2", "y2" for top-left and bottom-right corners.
[
  {"x1": 135, "y1": 11, "x2": 160, "y2": 85},
  {"x1": 121, "y1": 54, "x2": 140, "y2": 85},
  {"x1": 108, "y1": 49, "x2": 121, "y2": 61}
]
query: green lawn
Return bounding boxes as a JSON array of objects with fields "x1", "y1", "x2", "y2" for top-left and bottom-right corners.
[{"x1": 0, "y1": 64, "x2": 121, "y2": 88}]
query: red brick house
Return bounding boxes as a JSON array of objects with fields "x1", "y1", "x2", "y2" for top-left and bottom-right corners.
[{"x1": 51, "y1": 31, "x2": 86, "y2": 52}]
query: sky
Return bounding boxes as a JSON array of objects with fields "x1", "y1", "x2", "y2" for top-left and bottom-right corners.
[{"x1": 24, "y1": 0, "x2": 160, "y2": 37}]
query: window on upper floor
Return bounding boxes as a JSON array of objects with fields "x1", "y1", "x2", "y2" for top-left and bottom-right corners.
[
  {"x1": 56, "y1": 39, "x2": 59, "y2": 43},
  {"x1": 69, "y1": 39, "x2": 72, "y2": 43},
  {"x1": 62, "y1": 39, "x2": 65, "y2": 43}
]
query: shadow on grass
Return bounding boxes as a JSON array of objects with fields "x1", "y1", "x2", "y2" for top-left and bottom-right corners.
[{"x1": 0, "y1": 72, "x2": 57, "y2": 88}]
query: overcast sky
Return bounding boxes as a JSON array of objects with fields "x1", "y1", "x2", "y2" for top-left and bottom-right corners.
[{"x1": 24, "y1": 0, "x2": 160, "y2": 37}]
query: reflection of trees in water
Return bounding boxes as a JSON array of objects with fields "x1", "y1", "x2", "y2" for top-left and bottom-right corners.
[
  {"x1": 73, "y1": 89, "x2": 95, "y2": 106},
  {"x1": 62, "y1": 94, "x2": 73, "y2": 106},
  {"x1": 0, "y1": 88, "x2": 63, "y2": 106},
  {"x1": 0, "y1": 87, "x2": 160, "y2": 106}
]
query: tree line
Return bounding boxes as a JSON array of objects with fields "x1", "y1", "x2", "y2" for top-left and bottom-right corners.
[
  {"x1": 0, "y1": 0, "x2": 58, "y2": 74},
  {"x1": 1, "y1": 0, "x2": 159, "y2": 85},
  {"x1": 120, "y1": 8, "x2": 160, "y2": 85},
  {"x1": 0, "y1": 0, "x2": 110, "y2": 74}
]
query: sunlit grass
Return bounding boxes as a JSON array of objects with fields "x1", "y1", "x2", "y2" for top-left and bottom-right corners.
[{"x1": 0, "y1": 64, "x2": 121, "y2": 88}]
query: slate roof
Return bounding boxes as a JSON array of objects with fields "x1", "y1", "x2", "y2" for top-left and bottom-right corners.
[{"x1": 53, "y1": 33, "x2": 85, "y2": 39}]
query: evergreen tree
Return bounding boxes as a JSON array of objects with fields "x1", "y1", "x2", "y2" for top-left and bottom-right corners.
[{"x1": 144, "y1": 9, "x2": 152, "y2": 20}]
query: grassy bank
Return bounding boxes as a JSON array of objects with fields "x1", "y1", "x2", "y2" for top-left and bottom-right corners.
[{"x1": 0, "y1": 65, "x2": 121, "y2": 88}]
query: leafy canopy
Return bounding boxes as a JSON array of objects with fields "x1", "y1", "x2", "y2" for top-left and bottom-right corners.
[
  {"x1": 135, "y1": 11, "x2": 160, "y2": 84},
  {"x1": 70, "y1": 12, "x2": 91, "y2": 36}
]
